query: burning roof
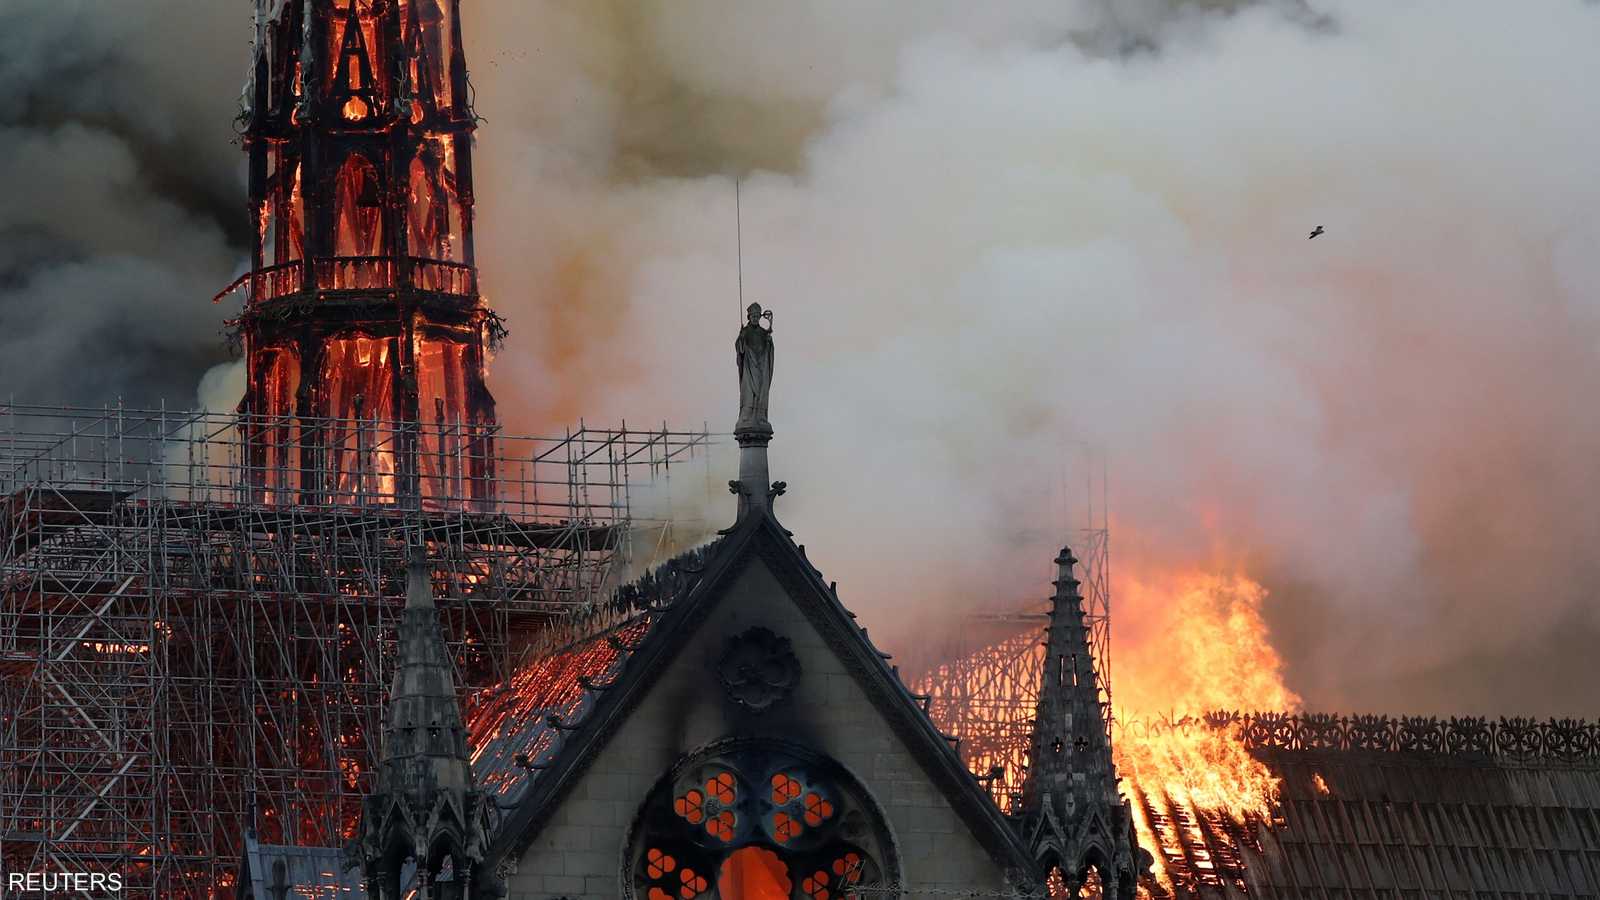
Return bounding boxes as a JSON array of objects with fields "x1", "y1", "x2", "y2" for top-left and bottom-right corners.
[
  {"x1": 464, "y1": 538, "x2": 725, "y2": 802},
  {"x1": 468, "y1": 612, "x2": 661, "y2": 798},
  {"x1": 1118, "y1": 714, "x2": 1600, "y2": 897}
]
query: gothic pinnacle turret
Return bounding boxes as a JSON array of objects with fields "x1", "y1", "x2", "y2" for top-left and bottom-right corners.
[
  {"x1": 1019, "y1": 546, "x2": 1146, "y2": 897},
  {"x1": 357, "y1": 549, "x2": 493, "y2": 899}
]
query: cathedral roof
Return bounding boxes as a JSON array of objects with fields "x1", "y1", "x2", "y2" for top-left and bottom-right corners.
[
  {"x1": 467, "y1": 508, "x2": 1039, "y2": 878},
  {"x1": 1130, "y1": 726, "x2": 1600, "y2": 897},
  {"x1": 235, "y1": 832, "x2": 367, "y2": 900},
  {"x1": 466, "y1": 608, "x2": 673, "y2": 799},
  {"x1": 464, "y1": 533, "x2": 726, "y2": 800}
]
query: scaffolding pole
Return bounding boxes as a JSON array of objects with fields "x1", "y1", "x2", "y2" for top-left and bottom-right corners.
[{"x1": 0, "y1": 402, "x2": 716, "y2": 898}]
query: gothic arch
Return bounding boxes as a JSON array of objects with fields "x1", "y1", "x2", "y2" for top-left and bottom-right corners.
[
  {"x1": 622, "y1": 738, "x2": 902, "y2": 900},
  {"x1": 334, "y1": 152, "x2": 384, "y2": 257},
  {"x1": 1043, "y1": 846, "x2": 1137, "y2": 900},
  {"x1": 247, "y1": 344, "x2": 301, "y2": 499},
  {"x1": 406, "y1": 148, "x2": 459, "y2": 261}
]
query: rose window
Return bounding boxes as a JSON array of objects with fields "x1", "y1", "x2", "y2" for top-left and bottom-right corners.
[{"x1": 628, "y1": 740, "x2": 897, "y2": 900}]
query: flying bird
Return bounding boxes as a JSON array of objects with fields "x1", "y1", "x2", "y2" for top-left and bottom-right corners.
[{"x1": 1308, "y1": 225, "x2": 1325, "y2": 239}]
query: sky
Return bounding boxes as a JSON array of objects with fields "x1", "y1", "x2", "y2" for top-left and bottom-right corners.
[{"x1": 2, "y1": 0, "x2": 1597, "y2": 717}]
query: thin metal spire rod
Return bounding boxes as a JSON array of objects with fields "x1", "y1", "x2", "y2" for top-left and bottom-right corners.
[{"x1": 735, "y1": 176, "x2": 745, "y2": 320}]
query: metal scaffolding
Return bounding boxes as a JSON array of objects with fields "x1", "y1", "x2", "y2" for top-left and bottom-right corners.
[
  {"x1": 0, "y1": 402, "x2": 715, "y2": 897},
  {"x1": 908, "y1": 450, "x2": 1112, "y2": 815}
]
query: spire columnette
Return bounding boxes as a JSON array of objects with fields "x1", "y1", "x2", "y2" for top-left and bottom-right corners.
[
  {"x1": 357, "y1": 550, "x2": 493, "y2": 899},
  {"x1": 1019, "y1": 546, "x2": 1146, "y2": 897}
]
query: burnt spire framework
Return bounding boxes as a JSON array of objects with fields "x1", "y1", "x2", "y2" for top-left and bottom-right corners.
[
  {"x1": 227, "y1": 0, "x2": 499, "y2": 507},
  {"x1": 1020, "y1": 546, "x2": 1145, "y2": 897}
]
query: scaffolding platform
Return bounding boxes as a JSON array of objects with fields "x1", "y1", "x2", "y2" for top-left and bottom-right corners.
[{"x1": 0, "y1": 402, "x2": 717, "y2": 897}]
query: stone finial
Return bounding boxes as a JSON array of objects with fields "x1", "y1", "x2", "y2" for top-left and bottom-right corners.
[{"x1": 405, "y1": 547, "x2": 432, "y2": 610}]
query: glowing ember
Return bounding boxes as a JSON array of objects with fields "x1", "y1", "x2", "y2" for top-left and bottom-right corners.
[{"x1": 1312, "y1": 771, "x2": 1331, "y2": 796}]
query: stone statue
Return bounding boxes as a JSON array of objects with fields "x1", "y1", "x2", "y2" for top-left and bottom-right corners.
[{"x1": 735, "y1": 302, "x2": 774, "y2": 433}]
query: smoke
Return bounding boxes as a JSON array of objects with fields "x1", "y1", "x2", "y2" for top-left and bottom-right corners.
[
  {"x1": 4, "y1": 1, "x2": 1596, "y2": 717},
  {"x1": 466, "y1": 0, "x2": 1600, "y2": 717},
  {"x1": 0, "y1": 0, "x2": 246, "y2": 408}
]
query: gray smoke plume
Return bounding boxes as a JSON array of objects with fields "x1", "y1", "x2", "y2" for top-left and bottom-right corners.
[
  {"x1": 0, "y1": 0, "x2": 246, "y2": 407},
  {"x1": 3, "y1": 1, "x2": 1595, "y2": 717}
]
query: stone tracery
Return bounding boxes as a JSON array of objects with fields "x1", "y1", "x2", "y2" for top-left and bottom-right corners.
[{"x1": 628, "y1": 741, "x2": 897, "y2": 900}]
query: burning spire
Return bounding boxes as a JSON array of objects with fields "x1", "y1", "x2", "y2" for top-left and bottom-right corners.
[
  {"x1": 229, "y1": 0, "x2": 499, "y2": 508},
  {"x1": 1020, "y1": 546, "x2": 1148, "y2": 897}
]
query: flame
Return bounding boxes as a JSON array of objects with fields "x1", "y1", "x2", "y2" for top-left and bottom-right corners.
[
  {"x1": 1118, "y1": 718, "x2": 1282, "y2": 823},
  {"x1": 1312, "y1": 771, "x2": 1330, "y2": 796},
  {"x1": 1112, "y1": 570, "x2": 1301, "y2": 716},
  {"x1": 1112, "y1": 569, "x2": 1301, "y2": 892}
]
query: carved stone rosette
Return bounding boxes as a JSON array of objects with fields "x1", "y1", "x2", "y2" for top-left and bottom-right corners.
[{"x1": 714, "y1": 627, "x2": 801, "y2": 712}]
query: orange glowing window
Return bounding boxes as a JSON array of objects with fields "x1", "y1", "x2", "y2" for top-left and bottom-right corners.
[
  {"x1": 645, "y1": 849, "x2": 677, "y2": 879},
  {"x1": 802, "y1": 792, "x2": 834, "y2": 827},
  {"x1": 322, "y1": 336, "x2": 396, "y2": 421},
  {"x1": 407, "y1": 155, "x2": 448, "y2": 258},
  {"x1": 673, "y1": 789, "x2": 705, "y2": 825},
  {"x1": 706, "y1": 772, "x2": 736, "y2": 805},
  {"x1": 285, "y1": 162, "x2": 304, "y2": 261},
  {"x1": 342, "y1": 96, "x2": 369, "y2": 121},
  {"x1": 801, "y1": 871, "x2": 830, "y2": 900},
  {"x1": 717, "y1": 847, "x2": 791, "y2": 900},
  {"x1": 649, "y1": 889, "x2": 672, "y2": 900},
  {"x1": 333, "y1": 154, "x2": 383, "y2": 256},
  {"x1": 772, "y1": 811, "x2": 801, "y2": 844},
  {"x1": 831, "y1": 852, "x2": 863, "y2": 884},
  {"x1": 258, "y1": 347, "x2": 300, "y2": 419},
  {"x1": 705, "y1": 810, "x2": 735, "y2": 843},
  {"x1": 405, "y1": 0, "x2": 454, "y2": 109},
  {"x1": 678, "y1": 868, "x2": 708, "y2": 899},
  {"x1": 414, "y1": 338, "x2": 466, "y2": 424},
  {"x1": 770, "y1": 773, "x2": 802, "y2": 805}
]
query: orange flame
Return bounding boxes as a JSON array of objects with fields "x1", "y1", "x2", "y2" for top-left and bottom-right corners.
[
  {"x1": 1112, "y1": 570, "x2": 1300, "y2": 892},
  {"x1": 1113, "y1": 571, "x2": 1301, "y2": 717}
]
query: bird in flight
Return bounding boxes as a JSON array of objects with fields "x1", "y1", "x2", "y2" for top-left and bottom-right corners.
[{"x1": 1308, "y1": 225, "x2": 1325, "y2": 239}]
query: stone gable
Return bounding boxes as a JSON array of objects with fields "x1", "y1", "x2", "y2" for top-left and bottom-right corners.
[{"x1": 506, "y1": 555, "x2": 1010, "y2": 898}]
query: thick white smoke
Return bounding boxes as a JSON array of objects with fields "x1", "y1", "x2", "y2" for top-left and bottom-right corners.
[
  {"x1": 466, "y1": 0, "x2": 1600, "y2": 716},
  {"x1": 6, "y1": 1, "x2": 1594, "y2": 717}
]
